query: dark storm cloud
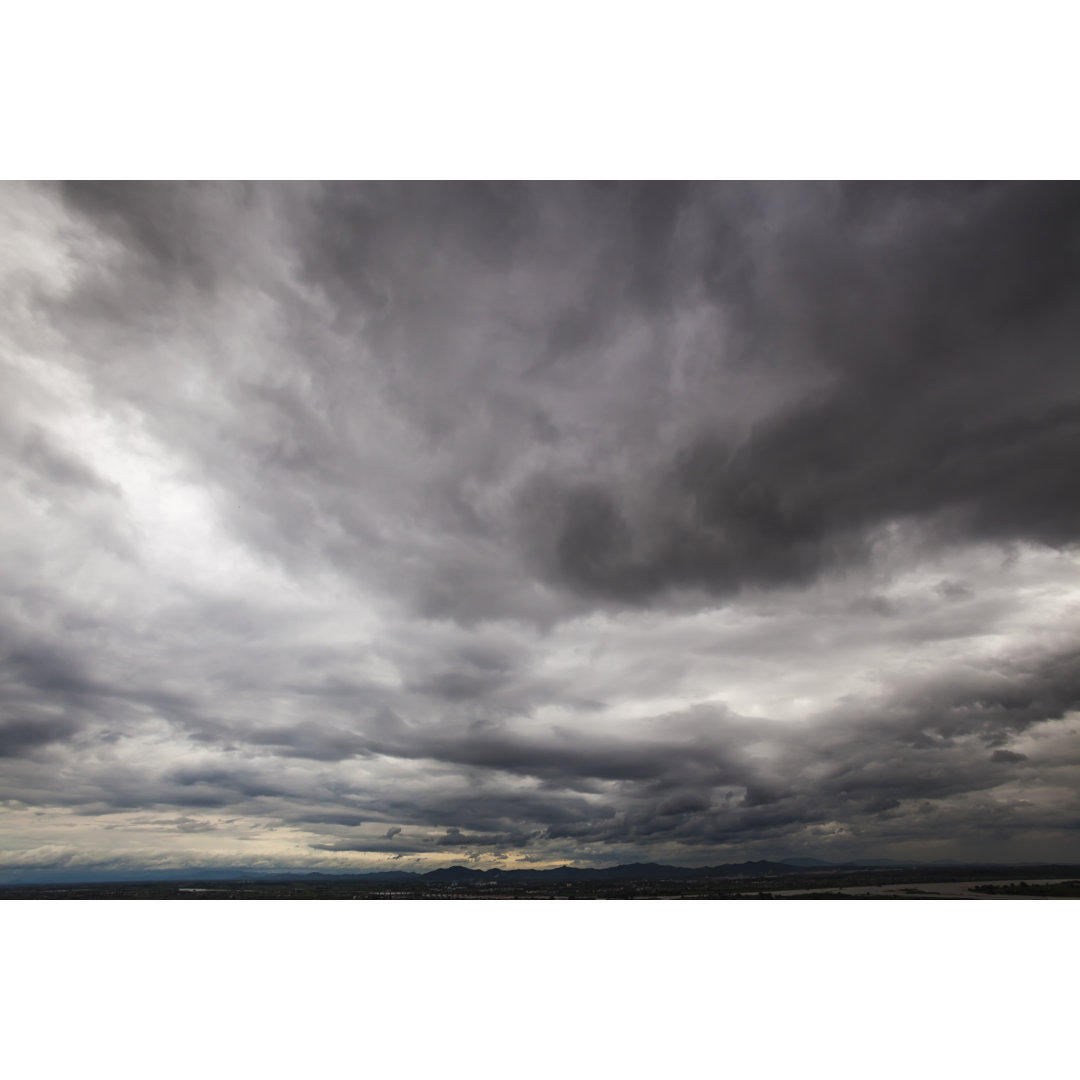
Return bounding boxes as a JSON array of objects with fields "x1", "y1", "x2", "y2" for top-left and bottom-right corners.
[
  {"x1": 48, "y1": 182, "x2": 1080, "y2": 616},
  {"x1": 268, "y1": 182, "x2": 1080, "y2": 612},
  {"x1": 991, "y1": 749, "x2": 1029, "y2": 764},
  {"x1": 120, "y1": 635, "x2": 1071, "y2": 859},
  {"x1": 0, "y1": 715, "x2": 82, "y2": 758},
  {"x1": 362, "y1": 639, "x2": 1080, "y2": 854},
  {"x1": 58, "y1": 180, "x2": 244, "y2": 294},
  {"x1": 2, "y1": 181, "x2": 1080, "y2": 871},
  {"x1": 4, "y1": 640, "x2": 101, "y2": 698},
  {"x1": 513, "y1": 183, "x2": 1080, "y2": 604}
]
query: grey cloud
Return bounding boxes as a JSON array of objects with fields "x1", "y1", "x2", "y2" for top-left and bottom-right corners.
[
  {"x1": 437, "y1": 828, "x2": 472, "y2": 847},
  {"x1": 934, "y1": 579, "x2": 973, "y2": 601},
  {"x1": 0, "y1": 715, "x2": 83, "y2": 758},
  {"x1": 4, "y1": 642, "x2": 101, "y2": 698},
  {"x1": 3, "y1": 182, "x2": 1079, "y2": 873},
  {"x1": 296, "y1": 812, "x2": 366, "y2": 828},
  {"x1": 18, "y1": 426, "x2": 120, "y2": 496},
  {"x1": 991, "y1": 749, "x2": 1029, "y2": 764},
  {"x1": 54, "y1": 182, "x2": 1080, "y2": 618},
  {"x1": 507, "y1": 183, "x2": 1080, "y2": 607},
  {"x1": 656, "y1": 791, "x2": 712, "y2": 816},
  {"x1": 57, "y1": 180, "x2": 248, "y2": 295}
]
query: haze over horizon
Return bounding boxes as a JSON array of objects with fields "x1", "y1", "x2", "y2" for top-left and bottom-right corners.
[{"x1": 3, "y1": 181, "x2": 1080, "y2": 882}]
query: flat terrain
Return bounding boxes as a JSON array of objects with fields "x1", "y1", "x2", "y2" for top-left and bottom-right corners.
[
  {"x1": 4, "y1": 867, "x2": 1080, "y2": 900},
  {"x1": 771, "y1": 878, "x2": 1080, "y2": 899}
]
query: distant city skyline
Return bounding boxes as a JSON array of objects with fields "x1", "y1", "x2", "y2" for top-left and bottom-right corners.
[{"x1": 2, "y1": 181, "x2": 1079, "y2": 881}]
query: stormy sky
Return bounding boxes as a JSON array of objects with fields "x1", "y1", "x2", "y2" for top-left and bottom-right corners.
[{"x1": 2, "y1": 180, "x2": 1080, "y2": 879}]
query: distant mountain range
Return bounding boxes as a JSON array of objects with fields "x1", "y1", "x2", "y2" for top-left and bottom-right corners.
[
  {"x1": 417, "y1": 860, "x2": 810, "y2": 884},
  {"x1": 9, "y1": 855, "x2": 1071, "y2": 887},
  {"x1": 380, "y1": 858, "x2": 942, "y2": 884}
]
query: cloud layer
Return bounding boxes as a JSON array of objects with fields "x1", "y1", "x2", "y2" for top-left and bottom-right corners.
[{"x1": 2, "y1": 181, "x2": 1079, "y2": 877}]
